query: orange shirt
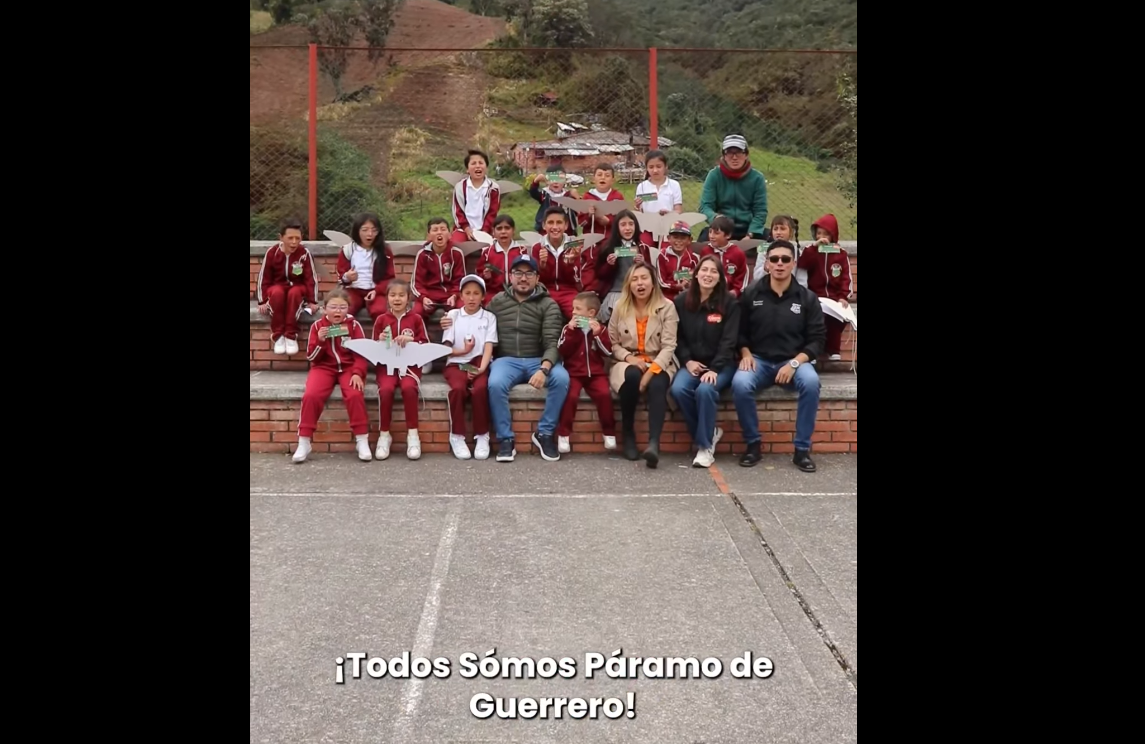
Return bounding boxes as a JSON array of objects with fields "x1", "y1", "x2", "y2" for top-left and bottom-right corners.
[{"x1": 633, "y1": 316, "x2": 662, "y2": 374}]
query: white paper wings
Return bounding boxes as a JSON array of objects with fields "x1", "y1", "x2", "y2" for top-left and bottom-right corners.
[
  {"x1": 435, "y1": 171, "x2": 523, "y2": 194},
  {"x1": 551, "y1": 195, "x2": 636, "y2": 217},
  {"x1": 344, "y1": 339, "x2": 454, "y2": 377},
  {"x1": 818, "y1": 298, "x2": 857, "y2": 330},
  {"x1": 635, "y1": 211, "x2": 708, "y2": 241}
]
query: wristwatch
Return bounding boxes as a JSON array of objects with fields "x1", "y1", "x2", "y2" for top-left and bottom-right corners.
[
  {"x1": 540, "y1": 366, "x2": 551, "y2": 376},
  {"x1": 789, "y1": 359, "x2": 800, "y2": 368}
]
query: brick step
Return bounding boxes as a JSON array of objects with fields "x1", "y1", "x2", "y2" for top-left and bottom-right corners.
[
  {"x1": 248, "y1": 301, "x2": 859, "y2": 372},
  {"x1": 249, "y1": 241, "x2": 859, "y2": 304},
  {"x1": 250, "y1": 370, "x2": 857, "y2": 456}
]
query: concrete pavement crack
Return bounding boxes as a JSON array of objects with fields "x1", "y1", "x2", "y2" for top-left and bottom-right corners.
[{"x1": 726, "y1": 488, "x2": 857, "y2": 688}]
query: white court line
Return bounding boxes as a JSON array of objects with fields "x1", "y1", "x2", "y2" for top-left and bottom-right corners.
[
  {"x1": 250, "y1": 491, "x2": 716, "y2": 498},
  {"x1": 391, "y1": 508, "x2": 459, "y2": 742},
  {"x1": 738, "y1": 492, "x2": 856, "y2": 497}
]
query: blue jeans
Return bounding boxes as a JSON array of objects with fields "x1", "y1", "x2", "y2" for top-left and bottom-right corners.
[
  {"x1": 670, "y1": 365, "x2": 736, "y2": 449},
  {"x1": 731, "y1": 357, "x2": 820, "y2": 450},
  {"x1": 488, "y1": 357, "x2": 571, "y2": 440}
]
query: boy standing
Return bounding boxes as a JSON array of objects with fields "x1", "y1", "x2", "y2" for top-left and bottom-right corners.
[
  {"x1": 796, "y1": 213, "x2": 853, "y2": 360},
  {"x1": 257, "y1": 218, "x2": 318, "y2": 355},
  {"x1": 451, "y1": 149, "x2": 501, "y2": 244},
  {"x1": 412, "y1": 217, "x2": 466, "y2": 326},
  {"x1": 555, "y1": 292, "x2": 617, "y2": 454},
  {"x1": 656, "y1": 221, "x2": 699, "y2": 302},
  {"x1": 699, "y1": 215, "x2": 749, "y2": 297},
  {"x1": 578, "y1": 163, "x2": 626, "y2": 235}
]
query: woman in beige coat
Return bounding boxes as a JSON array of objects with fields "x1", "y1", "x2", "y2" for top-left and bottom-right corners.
[{"x1": 608, "y1": 262, "x2": 680, "y2": 467}]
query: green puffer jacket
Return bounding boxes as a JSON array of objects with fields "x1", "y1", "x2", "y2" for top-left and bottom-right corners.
[
  {"x1": 698, "y1": 165, "x2": 769, "y2": 237},
  {"x1": 487, "y1": 284, "x2": 564, "y2": 366}
]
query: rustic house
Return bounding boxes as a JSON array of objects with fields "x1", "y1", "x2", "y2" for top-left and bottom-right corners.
[{"x1": 509, "y1": 130, "x2": 674, "y2": 176}]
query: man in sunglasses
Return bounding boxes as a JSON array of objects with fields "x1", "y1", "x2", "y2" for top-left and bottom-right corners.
[
  {"x1": 443, "y1": 254, "x2": 570, "y2": 463},
  {"x1": 732, "y1": 240, "x2": 826, "y2": 472}
]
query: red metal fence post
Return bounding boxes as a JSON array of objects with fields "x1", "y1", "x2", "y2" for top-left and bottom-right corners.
[
  {"x1": 648, "y1": 47, "x2": 658, "y2": 147},
  {"x1": 308, "y1": 43, "x2": 318, "y2": 240}
]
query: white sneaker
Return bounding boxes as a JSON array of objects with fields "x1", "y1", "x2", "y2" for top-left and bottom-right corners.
[
  {"x1": 473, "y1": 434, "x2": 490, "y2": 460},
  {"x1": 558, "y1": 435, "x2": 571, "y2": 453},
  {"x1": 285, "y1": 337, "x2": 299, "y2": 355},
  {"x1": 407, "y1": 430, "x2": 422, "y2": 460},
  {"x1": 829, "y1": 353, "x2": 842, "y2": 361},
  {"x1": 356, "y1": 435, "x2": 372, "y2": 461},
  {"x1": 273, "y1": 336, "x2": 287, "y2": 354},
  {"x1": 375, "y1": 432, "x2": 392, "y2": 460},
  {"x1": 450, "y1": 433, "x2": 472, "y2": 460},
  {"x1": 712, "y1": 427, "x2": 724, "y2": 449},
  {"x1": 603, "y1": 435, "x2": 617, "y2": 450},
  {"x1": 692, "y1": 447, "x2": 715, "y2": 468},
  {"x1": 292, "y1": 436, "x2": 312, "y2": 463}
]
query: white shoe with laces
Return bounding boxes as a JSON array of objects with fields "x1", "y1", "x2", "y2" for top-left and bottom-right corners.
[
  {"x1": 273, "y1": 336, "x2": 287, "y2": 354},
  {"x1": 692, "y1": 448, "x2": 715, "y2": 468},
  {"x1": 285, "y1": 337, "x2": 299, "y2": 355},
  {"x1": 292, "y1": 436, "x2": 312, "y2": 463},
  {"x1": 558, "y1": 435, "x2": 571, "y2": 453},
  {"x1": 473, "y1": 434, "x2": 490, "y2": 460},
  {"x1": 355, "y1": 435, "x2": 372, "y2": 461},
  {"x1": 375, "y1": 432, "x2": 392, "y2": 460},
  {"x1": 450, "y1": 434, "x2": 472, "y2": 460},
  {"x1": 407, "y1": 430, "x2": 422, "y2": 460}
]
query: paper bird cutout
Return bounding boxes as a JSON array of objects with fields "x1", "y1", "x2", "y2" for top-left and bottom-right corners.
[
  {"x1": 344, "y1": 339, "x2": 453, "y2": 377},
  {"x1": 635, "y1": 212, "x2": 708, "y2": 241},
  {"x1": 435, "y1": 171, "x2": 523, "y2": 194},
  {"x1": 735, "y1": 238, "x2": 764, "y2": 253},
  {"x1": 520, "y1": 231, "x2": 544, "y2": 247},
  {"x1": 324, "y1": 230, "x2": 353, "y2": 247},
  {"x1": 818, "y1": 298, "x2": 857, "y2": 330},
  {"x1": 551, "y1": 196, "x2": 636, "y2": 217}
]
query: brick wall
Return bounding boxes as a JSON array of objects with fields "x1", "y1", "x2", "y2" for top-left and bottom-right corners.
[{"x1": 250, "y1": 398, "x2": 857, "y2": 456}]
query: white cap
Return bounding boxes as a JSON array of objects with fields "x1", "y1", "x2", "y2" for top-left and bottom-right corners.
[
  {"x1": 722, "y1": 134, "x2": 748, "y2": 152},
  {"x1": 460, "y1": 274, "x2": 486, "y2": 293}
]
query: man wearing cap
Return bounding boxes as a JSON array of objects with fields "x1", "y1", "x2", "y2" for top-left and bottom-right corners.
[
  {"x1": 698, "y1": 134, "x2": 769, "y2": 243},
  {"x1": 444, "y1": 253, "x2": 570, "y2": 462}
]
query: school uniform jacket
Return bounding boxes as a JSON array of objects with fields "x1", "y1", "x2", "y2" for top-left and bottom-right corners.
[
  {"x1": 412, "y1": 243, "x2": 465, "y2": 304},
  {"x1": 306, "y1": 315, "x2": 368, "y2": 376},
  {"x1": 531, "y1": 237, "x2": 581, "y2": 294},
  {"x1": 558, "y1": 323, "x2": 612, "y2": 378},
  {"x1": 593, "y1": 241, "x2": 651, "y2": 296},
  {"x1": 257, "y1": 242, "x2": 317, "y2": 305},
  {"x1": 578, "y1": 189, "x2": 626, "y2": 235},
  {"x1": 475, "y1": 241, "x2": 531, "y2": 297},
  {"x1": 796, "y1": 214, "x2": 852, "y2": 302},
  {"x1": 335, "y1": 242, "x2": 395, "y2": 289},
  {"x1": 373, "y1": 310, "x2": 429, "y2": 376},
  {"x1": 452, "y1": 178, "x2": 501, "y2": 235},
  {"x1": 655, "y1": 248, "x2": 699, "y2": 301},
  {"x1": 698, "y1": 243, "x2": 749, "y2": 297}
]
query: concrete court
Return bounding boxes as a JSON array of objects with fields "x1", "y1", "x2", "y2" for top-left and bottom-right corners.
[{"x1": 250, "y1": 452, "x2": 857, "y2": 743}]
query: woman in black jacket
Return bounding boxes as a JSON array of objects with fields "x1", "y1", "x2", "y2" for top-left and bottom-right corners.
[{"x1": 670, "y1": 254, "x2": 741, "y2": 468}]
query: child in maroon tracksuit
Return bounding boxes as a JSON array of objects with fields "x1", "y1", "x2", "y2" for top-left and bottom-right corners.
[
  {"x1": 556, "y1": 292, "x2": 618, "y2": 454},
  {"x1": 532, "y1": 206, "x2": 584, "y2": 319},
  {"x1": 797, "y1": 213, "x2": 853, "y2": 360},
  {"x1": 475, "y1": 214, "x2": 530, "y2": 304},
  {"x1": 371, "y1": 279, "x2": 428, "y2": 461},
  {"x1": 698, "y1": 215, "x2": 749, "y2": 297},
  {"x1": 294, "y1": 288, "x2": 371, "y2": 463},
  {"x1": 256, "y1": 219, "x2": 318, "y2": 355},
  {"x1": 412, "y1": 217, "x2": 465, "y2": 326}
]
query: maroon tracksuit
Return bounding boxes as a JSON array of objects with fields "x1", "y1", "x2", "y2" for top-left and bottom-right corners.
[
  {"x1": 656, "y1": 247, "x2": 699, "y2": 302},
  {"x1": 335, "y1": 243, "x2": 396, "y2": 321},
  {"x1": 578, "y1": 188, "x2": 626, "y2": 235},
  {"x1": 372, "y1": 310, "x2": 428, "y2": 432},
  {"x1": 798, "y1": 214, "x2": 853, "y2": 356},
  {"x1": 299, "y1": 316, "x2": 369, "y2": 438},
  {"x1": 556, "y1": 323, "x2": 616, "y2": 438},
  {"x1": 257, "y1": 243, "x2": 318, "y2": 342},
  {"x1": 475, "y1": 241, "x2": 531, "y2": 303},
  {"x1": 532, "y1": 237, "x2": 583, "y2": 318},
  {"x1": 411, "y1": 243, "x2": 465, "y2": 319}
]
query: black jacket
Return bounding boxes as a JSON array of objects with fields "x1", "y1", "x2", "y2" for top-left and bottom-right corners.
[
  {"x1": 674, "y1": 292, "x2": 741, "y2": 372},
  {"x1": 738, "y1": 278, "x2": 826, "y2": 362}
]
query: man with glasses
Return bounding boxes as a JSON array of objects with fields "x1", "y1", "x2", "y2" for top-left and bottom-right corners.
[
  {"x1": 444, "y1": 254, "x2": 570, "y2": 462},
  {"x1": 731, "y1": 240, "x2": 826, "y2": 472},
  {"x1": 697, "y1": 134, "x2": 770, "y2": 243}
]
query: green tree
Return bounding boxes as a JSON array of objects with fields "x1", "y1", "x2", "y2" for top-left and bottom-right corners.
[
  {"x1": 530, "y1": 0, "x2": 593, "y2": 47},
  {"x1": 305, "y1": 0, "x2": 405, "y2": 99}
]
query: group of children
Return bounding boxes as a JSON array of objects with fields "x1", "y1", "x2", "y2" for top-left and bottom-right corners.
[{"x1": 256, "y1": 149, "x2": 852, "y2": 463}]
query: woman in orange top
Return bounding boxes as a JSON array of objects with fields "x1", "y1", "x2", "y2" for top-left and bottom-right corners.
[{"x1": 608, "y1": 263, "x2": 679, "y2": 467}]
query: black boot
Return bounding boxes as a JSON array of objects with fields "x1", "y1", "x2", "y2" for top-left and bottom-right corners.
[
  {"x1": 739, "y1": 441, "x2": 762, "y2": 467},
  {"x1": 623, "y1": 429, "x2": 639, "y2": 460},
  {"x1": 642, "y1": 439, "x2": 660, "y2": 469},
  {"x1": 793, "y1": 449, "x2": 817, "y2": 472}
]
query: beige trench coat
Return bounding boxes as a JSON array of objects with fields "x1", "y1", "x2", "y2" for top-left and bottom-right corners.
[{"x1": 607, "y1": 298, "x2": 680, "y2": 394}]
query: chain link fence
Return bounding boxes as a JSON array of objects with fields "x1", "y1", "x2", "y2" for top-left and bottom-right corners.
[{"x1": 250, "y1": 45, "x2": 856, "y2": 241}]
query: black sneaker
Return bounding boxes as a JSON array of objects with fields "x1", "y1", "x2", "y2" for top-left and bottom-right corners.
[
  {"x1": 793, "y1": 449, "x2": 817, "y2": 472},
  {"x1": 739, "y1": 441, "x2": 762, "y2": 467},
  {"x1": 531, "y1": 432, "x2": 560, "y2": 461},
  {"x1": 496, "y1": 439, "x2": 516, "y2": 462}
]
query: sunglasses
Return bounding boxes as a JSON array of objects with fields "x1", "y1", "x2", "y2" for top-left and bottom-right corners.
[{"x1": 767, "y1": 255, "x2": 793, "y2": 264}]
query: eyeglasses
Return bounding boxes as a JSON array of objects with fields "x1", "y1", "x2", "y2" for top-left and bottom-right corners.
[
  {"x1": 511, "y1": 270, "x2": 537, "y2": 278},
  {"x1": 767, "y1": 255, "x2": 793, "y2": 264}
]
